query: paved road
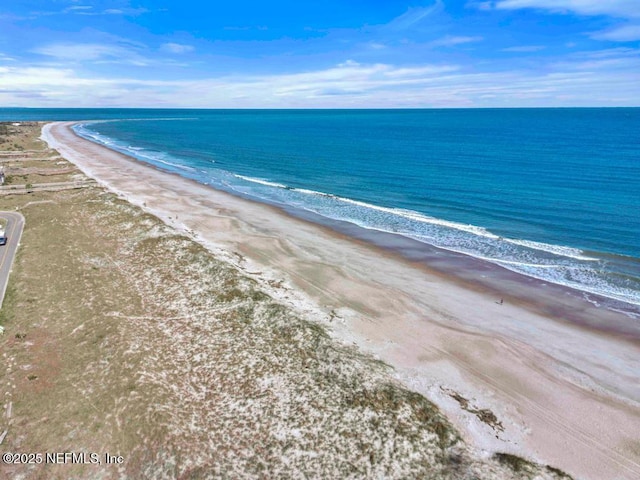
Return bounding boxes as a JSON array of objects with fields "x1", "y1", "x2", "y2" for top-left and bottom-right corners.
[{"x1": 0, "y1": 211, "x2": 24, "y2": 309}]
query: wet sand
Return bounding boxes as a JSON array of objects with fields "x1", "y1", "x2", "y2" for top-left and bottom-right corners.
[{"x1": 44, "y1": 121, "x2": 640, "y2": 480}]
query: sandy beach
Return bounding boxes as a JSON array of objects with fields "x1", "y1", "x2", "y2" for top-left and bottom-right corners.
[{"x1": 42, "y1": 121, "x2": 640, "y2": 479}]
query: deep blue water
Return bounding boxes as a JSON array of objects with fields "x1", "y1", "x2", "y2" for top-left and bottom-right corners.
[{"x1": 2, "y1": 108, "x2": 639, "y2": 306}]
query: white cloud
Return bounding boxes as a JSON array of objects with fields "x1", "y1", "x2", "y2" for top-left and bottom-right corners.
[
  {"x1": 495, "y1": 0, "x2": 640, "y2": 19},
  {"x1": 104, "y1": 7, "x2": 148, "y2": 16},
  {"x1": 32, "y1": 43, "x2": 150, "y2": 66},
  {"x1": 575, "y1": 47, "x2": 639, "y2": 58},
  {"x1": 383, "y1": 65, "x2": 459, "y2": 77},
  {"x1": 428, "y1": 36, "x2": 484, "y2": 47},
  {"x1": 466, "y1": 1, "x2": 494, "y2": 11},
  {"x1": 554, "y1": 56, "x2": 639, "y2": 71},
  {"x1": 1, "y1": 57, "x2": 638, "y2": 108},
  {"x1": 0, "y1": 61, "x2": 463, "y2": 107},
  {"x1": 161, "y1": 43, "x2": 195, "y2": 54},
  {"x1": 591, "y1": 24, "x2": 640, "y2": 41},
  {"x1": 502, "y1": 45, "x2": 546, "y2": 52},
  {"x1": 0, "y1": 66, "x2": 69, "y2": 83},
  {"x1": 34, "y1": 43, "x2": 119, "y2": 61},
  {"x1": 0, "y1": 13, "x2": 27, "y2": 21},
  {"x1": 262, "y1": 62, "x2": 459, "y2": 93},
  {"x1": 66, "y1": 5, "x2": 93, "y2": 12},
  {"x1": 337, "y1": 59, "x2": 360, "y2": 67},
  {"x1": 385, "y1": 1, "x2": 444, "y2": 30},
  {"x1": 32, "y1": 5, "x2": 147, "y2": 17}
]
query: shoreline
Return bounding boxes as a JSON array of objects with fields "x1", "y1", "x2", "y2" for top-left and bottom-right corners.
[
  {"x1": 71, "y1": 120, "x2": 640, "y2": 332},
  {"x1": 43, "y1": 121, "x2": 640, "y2": 479},
  {"x1": 268, "y1": 202, "x2": 640, "y2": 339}
]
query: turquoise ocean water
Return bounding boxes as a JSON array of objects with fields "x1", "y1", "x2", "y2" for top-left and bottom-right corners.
[{"x1": 2, "y1": 108, "x2": 640, "y2": 310}]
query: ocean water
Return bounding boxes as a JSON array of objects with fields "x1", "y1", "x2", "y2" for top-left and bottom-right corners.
[{"x1": 2, "y1": 108, "x2": 639, "y2": 308}]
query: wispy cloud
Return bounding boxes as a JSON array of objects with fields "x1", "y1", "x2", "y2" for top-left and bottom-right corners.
[
  {"x1": 0, "y1": 61, "x2": 462, "y2": 107},
  {"x1": 591, "y1": 24, "x2": 640, "y2": 41},
  {"x1": 382, "y1": 65, "x2": 460, "y2": 77},
  {"x1": 0, "y1": 13, "x2": 27, "y2": 21},
  {"x1": 224, "y1": 25, "x2": 269, "y2": 31},
  {"x1": 384, "y1": 1, "x2": 444, "y2": 31},
  {"x1": 259, "y1": 60, "x2": 458, "y2": 92},
  {"x1": 1, "y1": 55, "x2": 638, "y2": 108},
  {"x1": 466, "y1": 1, "x2": 493, "y2": 10},
  {"x1": 428, "y1": 35, "x2": 483, "y2": 48},
  {"x1": 494, "y1": 0, "x2": 640, "y2": 19},
  {"x1": 575, "y1": 47, "x2": 640, "y2": 58},
  {"x1": 32, "y1": 42, "x2": 151, "y2": 66},
  {"x1": 161, "y1": 43, "x2": 195, "y2": 54},
  {"x1": 367, "y1": 42, "x2": 387, "y2": 50},
  {"x1": 66, "y1": 6, "x2": 93, "y2": 12},
  {"x1": 551, "y1": 47, "x2": 640, "y2": 71},
  {"x1": 502, "y1": 45, "x2": 546, "y2": 52},
  {"x1": 29, "y1": 4, "x2": 147, "y2": 18}
]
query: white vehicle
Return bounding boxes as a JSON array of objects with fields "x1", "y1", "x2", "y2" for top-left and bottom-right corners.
[{"x1": 0, "y1": 229, "x2": 6, "y2": 246}]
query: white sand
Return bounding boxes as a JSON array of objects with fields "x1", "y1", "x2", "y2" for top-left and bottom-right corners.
[{"x1": 44, "y1": 122, "x2": 640, "y2": 480}]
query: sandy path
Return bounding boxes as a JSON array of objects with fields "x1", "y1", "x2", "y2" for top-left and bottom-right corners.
[{"x1": 44, "y1": 122, "x2": 640, "y2": 480}]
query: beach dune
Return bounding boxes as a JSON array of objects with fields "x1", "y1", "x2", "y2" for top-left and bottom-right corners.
[{"x1": 44, "y1": 122, "x2": 640, "y2": 480}]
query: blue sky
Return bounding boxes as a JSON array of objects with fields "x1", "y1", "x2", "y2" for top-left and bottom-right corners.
[{"x1": 0, "y1": 0, "x2": 639, "y2": 107}]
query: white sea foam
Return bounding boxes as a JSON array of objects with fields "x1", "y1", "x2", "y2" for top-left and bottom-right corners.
[
  {"x1": 500, "y1": 262, "x2": 640, "y2": 307},
  {"x1": 234, "y1": 174, "x2": 289, "y2": 189},
  {"x1": 131, "y1": 150, "x2": 197, "y2": 172},
  {"x1": 238, "y1": 178, "x2": 640, "y2": 306},
  {"x1": 74, "y1": 124, "x2": 196, "y2": 174},
  {"x1": 282, "y1": 185, "x2": 499, "y2": 239},
  {"x1": 234, "y1": 175, "x2": 607, "y2": 264},
  {"x1": 504, "y1": 238, "x2": 598, "y2": 261}
]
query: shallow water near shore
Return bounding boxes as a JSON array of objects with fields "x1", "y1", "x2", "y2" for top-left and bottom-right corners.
[{"x1": 4, "y1": 108, "x2": 640, "y2": 312}]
